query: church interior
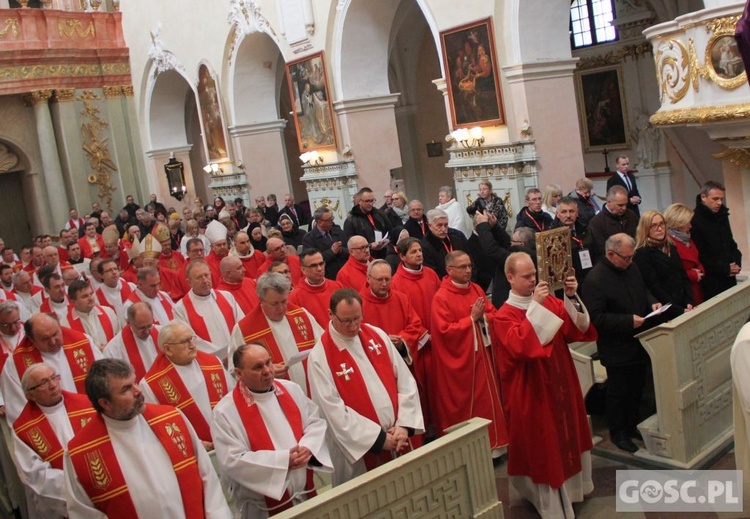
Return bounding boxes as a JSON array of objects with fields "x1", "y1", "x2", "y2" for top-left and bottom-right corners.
[{"x1": 1, "y1": 0, "x2": 750, "y2": 517}]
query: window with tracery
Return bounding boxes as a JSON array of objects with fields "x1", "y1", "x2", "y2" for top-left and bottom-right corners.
[{"x1": 570, "y1": 0, "x2": 617, "y2": 48}]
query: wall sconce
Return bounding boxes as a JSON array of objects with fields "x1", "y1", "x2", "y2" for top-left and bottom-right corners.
[
  {"x1": 164, "y1": 153, "x2": 187, "y2": 201},
  {"x1": 300, "y1": 150, "x2": 323, "y2": 166},
  {"x1": 202, "y1": 163, "x2": 222, "y2": 175},
  {"x1": 449, "y1": 126, "x2": 485, "y2": 148}
]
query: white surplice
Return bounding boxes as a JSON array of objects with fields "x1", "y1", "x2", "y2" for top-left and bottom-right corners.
[
  {"x1": 13, "y1": 290, "x2": 38, "y2": 315},
  {"x1": 63, "y1": 409, "x2": 232, "y2": 519},
  {"x1": 122, "y1": 289, "x2": 174, "y2": 327},
  {"x1": 11, "y1": 398, "x2": 76, "y2": 518},
  {"x1": 229, "y1": 308, "x2": 323, "y2": 389},
  {"x1": 1, "y1": 337, "x2": 102, "y2": 425},
  {"x1": 140, "y1": 358, "x2": 235, "y2": 427},
  {"x1": 70, "y1": 307, "x2": 121, "y2": 351},
  {"x1": 96, "y1": 280, "x2": 136, "y2": 325},
  {"x1": 102, "y1": 325, "x2": 161, "y2": 374},
  {"x1": 211, "y1": 379, "x2": 332, "y2": 519},
  {"x1": 307, "y1": 323, "x2": 424, "y2": 485},
  {"x1": 174, "y1": 290, "x2": 244, "y2": 362}
]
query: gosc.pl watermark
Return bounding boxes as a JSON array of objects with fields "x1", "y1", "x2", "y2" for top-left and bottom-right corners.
[{"x1": 616, "y1": 470, "x2": 743, "y2": 512}]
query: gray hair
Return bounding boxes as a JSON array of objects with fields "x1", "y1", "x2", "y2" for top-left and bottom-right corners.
[
  {"x1": 137, "y1": 266, "x2": 159, "y2": 282},
  {"x1": 606, "y1": 185, "x2": 628, "y2": 200},
  {"x1": 0, "y1": 300, "x2": 19, "y2": 317},
  {"x1": 126, "y1": 301, "x2": 152, "y2": 323},
  {"x1": 12, "y1": 270, "x2": 29, "y2": 286},
  {"x1": 21, "y1": 363, "x2": 54, "y2": 393},
  {"x1": 513, "y1": 227, "x2": 536, "y2": 249},
  {"x1": 426, "y1": 209, "x2": 448, "y2": 224},
  {"x1": 256, "y1": 272, "x2": 291, "y2": 300},
  {"x1": 367, "y1": 259, "x2": 391, "y2": 276},
  {"x1": 438, "y1": 185, "x2": 455, "y2": 198},
  {"x1": 605, "y1": 233, "x2": 635, "y2": 253},
  {"x1": 84, "y1": 359, "x2": 134, "y2": 413},
  {"x1": 313, "y1": 206, "x2": 333, "y2": 221},
  {"x1": 157, "y1": 320, "x2": 191, "y2": 352}
]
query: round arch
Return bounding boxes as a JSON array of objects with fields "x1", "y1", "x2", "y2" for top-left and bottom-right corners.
[{"x1": 146, "y1": 69, "x2": 196, "y2": 151}]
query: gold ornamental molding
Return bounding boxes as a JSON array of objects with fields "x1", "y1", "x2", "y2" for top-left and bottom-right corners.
[
  {"x1": 0, "y1": 19, "x2": 19, "y2": 40},
  {"x1": 121, "y1": 85, "x2": 134, "y2": 97},
  {"x1": 650, "y1": 103, "x2": 750, "y2": 126},
  {"x1": 654, "y1": 38, "x2": 691, "y2": 104},
  {"x1": 53, "y1": 88, "x2": 76, "y2": 102},
  {"x1": 24, "y1": 89, "x2": 53, "y2": 106},
  {"x1": 102, "y1": 86, "x2": 123, "y2": 99},
  {"x1": 576, "y1": 42, "x2": 652, "y2": 70},
  {"x1": 77, "y1": 90, "x2": 117, "y2": 209},
  {"x1": 57, "y1": 19, "x2": 96, "y2": 39},
  {"x1": 712, "y1": 148, "x2": 750, "y2": 169},
  {"x1": 0, "y1": 62, "x2": 131, "y2": 82}
]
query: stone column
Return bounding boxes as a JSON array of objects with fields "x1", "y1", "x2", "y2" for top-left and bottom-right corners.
[
  {"x1": 50, "y1": 88, "x2": 89, "y2": 213},
  {"x1": 229, "y1": 120, "x2": 289, "y2": 200},
  {"x1": 28, "y1": 89, "x2": 69, "y2": 230},
  {"x1": 121, "y1": 85, "x2": 149, "y2": 204}
]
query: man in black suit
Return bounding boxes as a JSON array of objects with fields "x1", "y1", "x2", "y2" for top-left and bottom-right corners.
[
  {"x1": 421, "y1": 208, "x2": 470, "y2": 279},
  {"x1": 403, "y1": 200, "x2": 429, "y2": 239},
  {"x1": 606, "y1": 155, "x2": 641, "y2": 216},
  {"x1": 302, "y1": 206, "x2": 348, "y2": 280},
  {"x1": 280, "y1": 193, "x2": 309, "y2": 230}
]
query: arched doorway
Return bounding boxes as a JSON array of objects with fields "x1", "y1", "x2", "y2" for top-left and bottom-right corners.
[{"x1": 0, "y1": 142, "x2": 32, "y2": 249}]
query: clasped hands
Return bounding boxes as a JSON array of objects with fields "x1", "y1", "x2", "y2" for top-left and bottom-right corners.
[
  {"x1": 288, "y1": 445, "x2": 312, "y2": 470},
  {"x1": 384, "y1": 426, "x2": 409, "y2": 454}
]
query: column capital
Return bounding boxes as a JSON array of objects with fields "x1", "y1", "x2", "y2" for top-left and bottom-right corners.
[
  {"x1": 122, "y1": 85, "x2": 134, "y2": 97},
  {"x1": 24, "y1": 89, "x2": 54, "y2": 106},
  {"x1": 53, "y1": 89, "x2": 76, "y2": 103},
  {"x1": 103, "y1": 86, "x2": 124, "y2": 99}
]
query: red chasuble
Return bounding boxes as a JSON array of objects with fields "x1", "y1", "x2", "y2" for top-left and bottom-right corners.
[
  {"x1": 205, "y1": 253, "x2": 225, "y2": 289},
  {"x1": 181, "y1": 290, "x2": 236, "y2": 344},
  {"x1": 13, "y1": 391, "x2": 97, "y2": 470},
  {"x1": 158, "y1": 265, "x2": 186, "y2": 302},
  {"x1": 289, "y1": 279, "x2": 342, "y2": 327},
  {"x1": 145, "y1": 351, "x2": 228, "y2": 442},
  {"x1": 159, "y1": 250, "x2": 186, "y2": 272},
  {"x1": 430, "y1": 277, "x2": 508, "y2": 448},
  {"x1": 67, "y1": 405, "x2": 205, "y2": 519},
  {"x1": 236, "y1": 304, "x2": 316, "y2": 379},
  {"x1": 232, "y1": 381, "x2": 315, "y2": 514},
  {"x1": 66, "y1": 306, "x2": 116, "y2": 345},
  {"x1": 217, "y1": 278, "x2": 259, "y2": 314},
  {"x1": 237, "y1": 250, "x2": 266, "y2": 280},
  {"x1": 77, "y1": 235, "x2": 105, "y2": 259},
  {"x1": 260, "y1": 255, "x2": 303, "y2": 286},
  {"x1": 390, "y1": 263, "x2": 440, "y2": 330},
  {"x1": 120, "y1": 325, "x2": 160, "y2": 380},
  {"x1": 359, "y1": 288, "x2": 425, "y2": 358},
  {"x1": 335, "y1": 256, "x2": 368, "y2": 290},
  {"x1": 95, "y1": 281, "x2": 134, "y2": 311},
  {"x1": 493, "y1": 296, "x2": 597, "y2": 488},
  {"x1": 127, "y1": 290, "x2": 174, "y2": 325},
  {"x1": 13, "y1": 328, "x2": 96, "y2": 393}
]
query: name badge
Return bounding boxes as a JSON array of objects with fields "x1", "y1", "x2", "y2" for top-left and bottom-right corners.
[{"x1": 579, "y1": 249, "x2": 593, "y2": 270}]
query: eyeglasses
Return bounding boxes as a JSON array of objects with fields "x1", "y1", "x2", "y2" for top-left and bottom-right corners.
[
  {"x1": 368, "y1": 276, "x2": 391, "y2": 284},
  {"x1": 349, "y1": 245, "x2": 370, "y2": 251},
  {"x1": 166, "y1": 335, "x2": 197, "y2": 347},
  {"x1": 27, "y1": 374, "x2": 61, "y2": 392},
  {"x1": 0, "y1": 319, "x2": 21, "y2": 329},
  {"x1": 650, "y1": 221, "x2": 666, "y2": 230},
  {"x1": 612, "y1": 250, "x2": 635, "y2": 261},
  {"x1": 448, "y1": 264, "x2": 474, "y2": 270},
  {"x1": 333, "y1": 313, "x2": 363, "y2": 326}
]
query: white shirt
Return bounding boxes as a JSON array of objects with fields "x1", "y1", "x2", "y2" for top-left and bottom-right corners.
[
  {"x1": 70, "y1": 307, "x2": 121, "y2": 351},
  {"x1": 212, "y1": 379, "x2": 332, "y2": 519},
  {"x1": 102, "y1": 325, "x2": 161, "y2": 374},
  {"x1": 174, "y1": 290, "x2": 244, "y2": 362},
  {"x1": 122, "y1": 289, "x2": 174, "y2": 326},
  {"x1": 63, "y1": 410, "x2": 232, "y2": 519},
  {"x1": 13, "y1": 290, "x2": 39, "y2": 315}
]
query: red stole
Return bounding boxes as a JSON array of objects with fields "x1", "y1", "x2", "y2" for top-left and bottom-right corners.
[
  {"x1": 237, "y1": 305, "x2": 316, "y2": 379},
  {"x1": 39, "y1": 298, "x2": 68, "y2": 315},
  {"x1": 320, "y1": 324, "x2": 401, "y2": 468},
  {"x1": 66, "y1": 306, "x2": 115, "y2": 344},
  {"x1": 120, "y1": 325, "x2": 159, "y2": 380},
  {"x1": 181, "y1": 291, "x2": 235, "y2": 343},
  {"x1": 68, "y1": 217, "x2": 84, "y2": 229},
  {"x1": 127, "y1": 291, "x2": 174, "y2": 324},
  {"x1": 232, "y1": 382, "x2": 315, "y2": 513},
  {"x1": 144, "y1": 352, "x2": 228, "y2": 442},
  {"x1": 13, "y1": 391, "x2": 97, "y2": 470},
  {"x1": 95, "y1": 281, "x2": 133, "y2": 310},
  {"x1": 12, "y1": 328, "x2": 96, "y2": 393},
  {"x1": 67, "y1": 405, "x2": 205, "y2": 519}
]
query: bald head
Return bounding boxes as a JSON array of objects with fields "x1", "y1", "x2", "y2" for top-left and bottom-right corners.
[
  {"x1": 266, "y1": 237, "x2": 287, "y2": 261},
  {"x1": 42, "y1": 246, "x2": 59, "y2": 266},
  {"x1": 220, "y1": 255, "x2": 245, "y2": 284}
]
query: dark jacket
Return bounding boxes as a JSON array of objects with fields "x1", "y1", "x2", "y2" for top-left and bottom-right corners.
[
  {"x1": 301, "y1": 225, "x2": 349, "y2": 280},
  {"x1": 473, "y1": 221, "x2": 515, "y2": 305},
  {"x1": 691, "y1": 194, "x2": 742, "y2": 300},
  {"x1": 279, "y1": 204, "x2": 308, "y2": 230},
  {"x1": 515, "y1": 207, "x2": 552, "y2": 231},
  {"x1": 466, "y1": 194, "x2": 509, "y2": 230},
  {"x1": 551, "y1": 218, "x2": 593, "y2": 284},
  {"x1": 633, "y1": 244, "x2": 693, "y2": 311},
  {"x1": 404, "y1": 216, "x2": 429, "y2": 239},
  {"x1": 606, "y1": 172, "x2": 641, "y2": 216},
  {"x1": 343, "y1": 205, "x2": 396, "y2": 259},
  {"x1": 568, "y1": 190, "x2": 600, "y2": 227},
  {"x1": 588, "y1": 207, "x2": 638, "y2": 262},
  {"x1": 421, "y1": 228, "x2": 470, "y2": 279},
  {"x1": 581, "y1": 258, "x2": 658, "y2": 367},
  {"x1": 281, "y1": 228, "x2": 306, "y2": 250},
  {"x1": 263, "y1": 205, "x2": 279, "y2": 227}
]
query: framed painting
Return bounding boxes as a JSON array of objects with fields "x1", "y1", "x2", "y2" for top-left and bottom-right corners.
[
  {"x1": 535, "y1": 227, "x2": 573, "y2": 292},
  {"x1": 575, "y1": 65, "x2": 630, "y2": 152},
  {"x1": 197, "y1": 64, "x2": 229, "y2": 162},
  {"x1": 285, "y1": 52, "x2": 337, "y2": 152},
  {"x1": 440, "y1": 18, "x2": 505, "y2": 129}
]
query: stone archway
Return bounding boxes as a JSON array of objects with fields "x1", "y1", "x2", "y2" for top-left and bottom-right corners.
[{"x1": 0, "y1": 141, "x2": 35, "y2": 247}]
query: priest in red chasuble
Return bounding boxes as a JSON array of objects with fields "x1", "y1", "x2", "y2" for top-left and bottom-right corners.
[
  {"x1": 492, "y1": 252, "x2": 597, "y2": 519},
  {"x1": 430, "y1": 250, "x2": 508, "y2": 455},
  {"x1": 289, "y1": 249, "x2": 342, "y2": 327}
]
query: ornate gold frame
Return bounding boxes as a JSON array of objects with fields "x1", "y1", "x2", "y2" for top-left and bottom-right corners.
[
  {"x1": 535, "y1": 227, "x2": 573, "y2": 292},
  {"x1": 575, "y1": 64, "x2": 630, "y2": 152},
  {"x1": 701, "y1": 31, "x2": 746, "y2": 90}
]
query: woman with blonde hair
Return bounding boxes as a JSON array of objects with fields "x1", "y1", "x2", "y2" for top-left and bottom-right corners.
[
  {"x1": 664, "y1": 203, "x2": 705, "y2": 304},
  {"x1": 633, "y1": 209, "x2": 693, "y2": 312},
  {"x1": 541, "y1": 184, "x2": 563, "y2": 219},
  {"x1": 387, "y1": 191, "x2": 409, "y2": 225},
  {"x1": 180, "y1": 218, "x2": 210, "y2": 254},
  {"x1": 466, "y1": 179, "x2": 509, "y2": 229}
]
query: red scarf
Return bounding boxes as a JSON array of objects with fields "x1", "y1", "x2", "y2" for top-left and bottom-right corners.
[
  {"x1": 127, "y1": 290, "x2": 174, "y2": 324},
  {"x1": 237, "y1": 305, "x2": 316, "y2": 379},
  {"x1": 144, "y1": 352, "x2": 228, "y2": 442},
  {"x1": 12, "y1": 328, "x2": 96, "y2": 393},
  {"x1": 13, "y1": 391, "x2": 97, "y2": 470},
  {"x1": 67, "y1": 405, "x2": 205, "y2": 519},
  {"x1": 66, "y1": 306, "x2": 115, "y2": 345},
  {"x1": 181, "y1": 291, "x2": 235, "y2": 343},
  {"x1": 120, "y1": 325, "x2": 159, "y2": 381},
  {"x1": 232, "y1": 381, "x2": 315, "y2": 513},
  {"x1": 95, "y1": 281, "x2": 134, "y2": 310}
]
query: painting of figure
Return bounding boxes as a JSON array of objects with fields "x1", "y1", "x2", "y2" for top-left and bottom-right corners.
[
  {"x1": 286, "y1": 52, "x2": 337, "y2": 152},
  {"x1": 440, "y1": 18, "x2": 505, "y2": 128},
  {"x1": 197, "y1": 64, "x2": 229, "y2": 161},
  {"x1": 711, "y1": 36, "x2": 745, "y2": 79},
  {"x1": 576, "y1": 65, "x2": 629, "y2": 151}
]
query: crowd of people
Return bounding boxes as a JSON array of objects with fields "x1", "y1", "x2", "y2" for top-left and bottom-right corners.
[{"x1": 0, "y1": 154, "x2": 741, "y2": 518}]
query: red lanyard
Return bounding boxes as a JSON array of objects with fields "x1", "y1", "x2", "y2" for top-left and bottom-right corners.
[
  {"x1": 441, "y1": 238, "x2": 453, "y2": 254},
  {"x1": 366, "y1": 213, "x2": 376, "y2": 228}
]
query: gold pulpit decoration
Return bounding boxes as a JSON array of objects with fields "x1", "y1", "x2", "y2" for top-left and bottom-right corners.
[{"x1": 535, "y1": 227, "x2": 573, "y2": 292}]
